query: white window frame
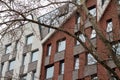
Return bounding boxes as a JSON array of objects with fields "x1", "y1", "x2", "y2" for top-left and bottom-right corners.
[
  {"x1": 90, "y1": 29, "x2": 96, "y2": 39},
  {"x1": 31, "y1": 50, "x2": 38, "y2": 62},
  {"x1": 106, "y1": 20, "x2": 113, "y2": 33},
  {"x1": 87, "y1": 53, "x2": 97, "y2": 65},
  {"x1": 46, "y1": 66, "x2": 54, "y2": 79},
  {"x1": 58, "y1": 39, "x2": 66, "y2": 52}
]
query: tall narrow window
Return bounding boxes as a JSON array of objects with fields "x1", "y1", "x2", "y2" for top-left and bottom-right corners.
[
  {"x1": 0, "y1": 63, "x2": 4, "y2": 72},
  {"x1": 106, "y1": 19, "x2": 113, "y2": 33},
  {"x1": 90, "y1": 29, "x2": 96, "y2": 39},
  {"x1": 57, "y1": 39, "x2": 66, "y2": 52},
  {"x1": 46, "y1": 65, "x2": 54, "y2": 79},
  {"x1": 22, "y1": 54, "x2": 27, "y2": 65},
  {"x1": 21, "y1": 74, "x2": 27, "y2": 80},
  {"x1": 8, "y1": 59, "x2": 15, "y2": 70},
  {"x1": 26, "y1": 34, "x2": 33, "y2": 45},
  {"x1": 59, "y1": 61, "x2": 64, "y2": 74},
  {"x1": 47, "y1": 44, "x2": 52, "y2": 56},
  {"x1": 31, "y1": 50, "x2": 38, "y2": 62},
  {"x1": 15, "y1": 40, "x2": 19, "y2": 51},
  {"x1": 32, "y1": 71, "x2": 36, "y2": 80},
  {"x1": 87, "y1": 53, "x2": 97, "y2": 65},
  {"x1": 101, "y1": 0, "x2": 105, "y2": 6},
  {"x1": 5, "y1": 44, "x2": 12, "y2": 54},
  {"x1": 89, "y1": 6, "x2": 96, "y2": 17},
  {"x1": 74, "y1": 56, "x2": 79, "y2": 70}
]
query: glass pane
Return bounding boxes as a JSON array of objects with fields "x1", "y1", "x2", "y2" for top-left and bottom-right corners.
[
  {"x1": 113, "y1": 43, "x2": 120, "y2": 55},
  {"x1": 9, "y1": 60, "x2": 15, "y2": 70},
  {"x1": 89, "y1": 8, "x2": 96, "y2": 17},
  {"x1": 27, "y1": 35, "x2": 33, "y2": 45},
  {"x1": 32, "y1": 51, "x2": 38, "y2": 62},
  {"x1": 23, "y1": 55, "x2": 27, "y2": 65},
  {"x1": 46, "y1": 66, "x2": 54, "y2": 79},
  {"x1": 106, "y1": 21, "x2": 113, "y2": 32},
  {"x1": 60, "y1": 62, "x2": 64, "y2": 74},
  {"x1": 91, "y1": 29, "x2": 96, "y2": 39},
  {"x1": 6, "y1": 44, "x2": 12, "y2": 54},
  {"x1": 47, "y1": 45, "x2": 52, "y2": 56},
  {"x1": 58, "y1": 40, "x2": 66, "y2": 52},
  {"x1": 75, "y1": 57, "x2": 79, "y2": 69},
  {"x1": 79, "y1": 34, "x2": 85, "y2": 42},
  {"x1": 88, "y1": 54, "x2": 97, "y2": 65}
]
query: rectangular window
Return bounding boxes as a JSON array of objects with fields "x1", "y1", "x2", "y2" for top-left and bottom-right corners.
[
  {"x1": 26, "y1": 34, "x2": 33, "y2": 45},
  {"x1": 22, "y1": 54, "x2": 27, "y2": 65},
  {"x1": 87, "y1": 53, "x2": 97, "y2": 65},
  {"x1": 57, "y1": 39, "x2": 66, "y2": 52},
  {"x1": 106, "y1": 19, "x2": 113, "y2": 33},
  {"x1": 74, "y1": 56, "x2": 79, "y2": 70},
  {"x1": 101, "y1": 0, "x2": 105, "y2": 6},
  {"x1": 8, "y1": 59, "x2": 15, "y2": 70},
  {"x1": 91, "y1": 74, "x2": 98, "y2": 80},
  {"x1": 76, "y1": 34, "x2": 86, "y2": 45},
  {"x1": 5, "y1": 44, "x2": 12, "y2": 54},
  {"x1": 47, "y1": 44, "x2": 52, "y2": 56},
  {"x1": 0, "y1": 63, "x2": 4, "y2": 72},
  {"x1": 59, "y1": 61, "x2": 64, "y2": 74},
  {"x1": 89, "y1": 6, "x2": 96, "y2": 17},
  {"x1": 32, "y1": 71, "x2": 36, "y2": 80},
  {"x1": 76, "y1": 0, "x2": 81, "y2": 5},
  {"x1": 90, "y1": 29, "x2": 96, "y2": 39},
  {"x1": 21, "y1": 74, "x2": 27, "y2": 80},
  {"x1": 31, "y1": 50, "x2": 38, "y2": 62},
  {"x1": 112, "y1": 43, "x2": 120, "y2": 55},
  {"x1": 15, "y1": 40, "x2": 19, "y2": 50},
  {"x1": 46, "y1": 65, "x2": 54, "y2": 79}
]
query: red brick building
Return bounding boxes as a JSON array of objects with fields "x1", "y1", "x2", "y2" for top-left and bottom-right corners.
[{"x1": 40, "y1": 0, "x2": 120, "y2": 80}]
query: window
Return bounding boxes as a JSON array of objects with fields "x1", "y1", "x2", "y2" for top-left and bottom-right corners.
[
  {"x1": 112, "y1": 43, "x2": 120, "y2": 55},
  {"x1": 22, "y1": 54, "x2": 27, "y2": 65},
  {"x1": 101, "y1": 0, "x2": 105, "y2": 6},
  {"x1": 106, "y1": 19, "x2": 113, "y2": 33},
  {"x1": 21, "y1": 74, "x2": 27, "y2": 80},
  {"x1": 26, "y1": 34, "x2": 33, "y2": 45},
  {"x1": 87, "y1": 53, "x2": 97, "y2": 65},
  {"x1": 77, "y1": 16, "x2": 80, "y2": 24},
  {"x1": 46, "y1": 65, "x2": 54, "y2": 79},
  {"x1": 48, "y1": 28, "x2": 52, "y2": 33},
  {"x1": 32, "y1": 71, "x2": 36, "y2": 80},
  {"x1": 76, "y1": 0, "x2": 81, "y2": 5},
  {"x1": 59, "y1": 61, "x2": 64, "y2": 74},
  {"x1": 5, "y1": 44, "x2": 12, "y2": 54},
  {"x1": 89, "y1": 7, "x2": 96, "y2": 17},
  {"x1": 15, "y1": 40, "x2": 19, "y2": 50},
  {"x1": 90, "y1": 29, "x2": 96, "y2": 39},
  {"x1": 31, "y1": 50, "x2": 38, "y2": 62},
  {"x1": 74, "y1": 56, "x2": 79, "y2": 70},
  {"x1": 76, "y1": 34, "x2": 86, "y2": 45},
  {"x1": 8, "y1": 59, "x2": 15, "y2": 70},
  {"x1": 0, "y1": 63, "x2": 4, "y2": 72},
  {"x1": 47, "y1": 44, "x2": 52, "y2": 56},
  {"x1": 57, "y1": 39, "x2": 66, "y2": 52},
  {"x1": 91, "y1": 74, "x2": 98, "y2": 80}
]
